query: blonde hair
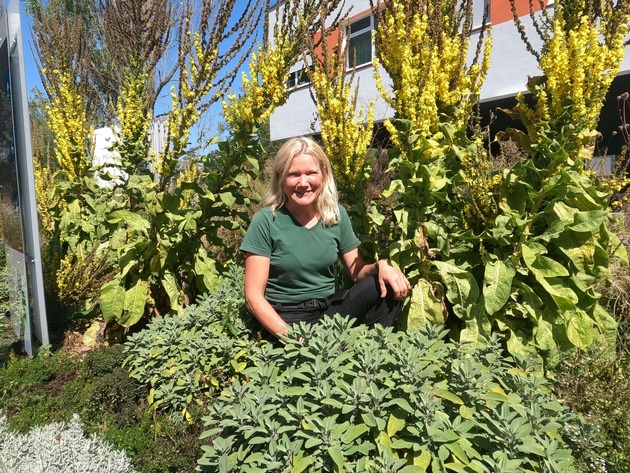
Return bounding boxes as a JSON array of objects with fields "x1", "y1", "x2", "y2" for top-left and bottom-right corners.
[{"x1": 263, "y1": 136, "x2": 340, "y2": 226}]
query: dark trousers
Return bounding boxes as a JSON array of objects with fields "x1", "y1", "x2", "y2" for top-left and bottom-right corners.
[{"x1": 260, "y1": 275, "x2": 402, "y2": 340}]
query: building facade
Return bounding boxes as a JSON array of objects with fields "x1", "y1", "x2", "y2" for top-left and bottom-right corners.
[{"x1": 269, "y1": 0, "x2": 630, "y2": 161}]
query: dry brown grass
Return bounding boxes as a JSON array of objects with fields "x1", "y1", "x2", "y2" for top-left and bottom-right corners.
[{"x1": 599, "y1": 199, "x2": 630, "y2": 352}]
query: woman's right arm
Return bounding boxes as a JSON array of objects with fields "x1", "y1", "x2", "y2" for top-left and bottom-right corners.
[{"x1": 244, "y1": 253, "x2": 288, "y2": 339}]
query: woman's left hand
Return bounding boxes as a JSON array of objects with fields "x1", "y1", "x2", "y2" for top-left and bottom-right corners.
[{"x1": 376, "y1": 259, "x2": 411, "y2": 300}]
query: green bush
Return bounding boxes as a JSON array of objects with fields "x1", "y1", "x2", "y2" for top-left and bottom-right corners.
[
  {"x1": 123, "y1": 264, "x2": 258, "y2": 418},
  {"x1": 82, "y1": 344, "x2": 127, "y2": 377},
  {"x1": 0, "y1": 348, "x2": 77, "y2": 431},
  {"x1": 80, "y1": 345, "x2": 146, "y2": 426},
  {"x1": 102, "y1": 408, "x2": 204, "y2": 473},
  {"x1": 84, "y1": 367, "x2": 145, "y2": 427},
  {"x1": 199, "y1": 315, "x2": 590, "y2": 472}
]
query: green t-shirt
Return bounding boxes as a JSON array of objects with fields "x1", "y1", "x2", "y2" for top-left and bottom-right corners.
[{"x1": 240, "y1": 205, "x2": 360, "y2": 303}]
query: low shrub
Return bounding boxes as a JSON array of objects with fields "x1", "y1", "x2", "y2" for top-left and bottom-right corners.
[
  {"x1": 199, "y1": 315, "x2": 590, "y2": 472},
  {"x1": 82, "y1": 343, "x2": 127, "y2": 377},
  {"x1": 102, "y1": 408, "x2": 204, "y2": 473},
  {"x1": 123, "y1": 264, "x2": 258, "y2": 419},
  {"x1": 84, "y1": 367, "x2": 146, "y2": 427},
  {"x1": 0, "y1": 413, "x2": 136, "y2": 473}
]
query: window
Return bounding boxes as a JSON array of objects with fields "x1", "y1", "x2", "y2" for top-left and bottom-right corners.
[
  {"x1": 287, "y1": 66, "x2": 311, "y2": 89},
  {"x1": 347, "y1": 15, "x2": 374, "y2": 68}
]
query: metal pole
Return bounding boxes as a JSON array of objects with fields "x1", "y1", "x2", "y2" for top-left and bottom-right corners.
[{"x1": 8, "y1": 0, "x2": 49, "y2": 347}]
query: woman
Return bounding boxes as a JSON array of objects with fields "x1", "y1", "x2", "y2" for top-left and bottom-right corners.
[{"x1": 240, "y1": 136, "x2": 411, "y2": 340}]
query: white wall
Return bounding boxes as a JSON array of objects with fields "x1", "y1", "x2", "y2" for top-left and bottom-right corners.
[{"x1": 92, "y1": 127, "x2": 126, "y2": 187}]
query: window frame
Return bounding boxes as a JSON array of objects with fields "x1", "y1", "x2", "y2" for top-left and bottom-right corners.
[{"x1": 346, "y1": 14, "x2": 375, "y2": 69}]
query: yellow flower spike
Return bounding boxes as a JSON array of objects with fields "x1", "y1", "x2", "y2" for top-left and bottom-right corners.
[
  {"x1": 373, "y1": 0, "x2": 489, "y2": 144},
  {"x1": 520, "y1": 6, "x2": 627, "y2": 164},
  {"x1": 223, "y1": 40, "x2": 293, "y2": 130},
  {"x1": 46, "y1": 70, "x2": 92, "y2": 181}
]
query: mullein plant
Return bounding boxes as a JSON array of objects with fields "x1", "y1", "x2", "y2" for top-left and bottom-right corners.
[
  {"x1": 366, "y1": 0, "x2": 492, "y2": 328},
  {"x1": 44, "y1": 68, "x2": 110, "y2": 313},
  {"x1": 371, "y1": 0, "x2": 490, "y2": 146},
  {"x1": 367, "y1": 0, "x2": 630, "y2": 365},
  {"x1": 485, "y1": 0, "x2": 630, "y2": 357},
  {"x1": 511, "y1": 0, "x2": 629, "y2": 165},
  {"x1": 45, "y1": 70, "x2": 94, "y2": 184},
  {"x1": 306, "y1": 7, "x2": 375, "y2": 196},
  {"x1": 304, "y1": 4, "x2": 376, "y2": 255},
  {"x1": 509, "y1": 0, "x2": 630, "y2": 206},
  {"x1": 221, "y1": 37, "x2": 295, "y2": 141}
]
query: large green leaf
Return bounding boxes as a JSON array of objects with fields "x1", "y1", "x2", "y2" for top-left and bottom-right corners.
[
  {"x1": 119, "y1": 279, "x2": 149, "y2": 327},
  {"x1": 162, "y1": 271, "x2": 182, "y2": 313},
  {"x1": 530, "y1": 313, "x2": 555, "y2": 352},
  {"x1": 424, "y1": 162, "x2": 448, "y2": 191},
  {"x1": 565, "y1": 309, "x2": 594, "y2": 349},
  {"x1": 433, "y1": 261, "x2": 479, "y2": 319},
  {"x1": 556, "y1": 233, "x2": 594, "y2": 274},
  {"x1": 118, "y1": 245, "x2": 139, "y2": 278},
  {"x1": 459, "y1": 301, "x2": 490, "y2": 345},
  {"x1": 569, "y1": 210, "x2": 608, "y2": 234},
  {"x1": 501, "y1": 173, "x2": 527, "y2": 213},
  {"x1": 522, "y1": 243, "x2": 569, "y2": 279},
  {"x1": 100, "y1": 278, "x2": 125, "y2": 323},
  {"x1": 422, "y1": 221, "x2": 450, "y2": 255},
  {"x1": 407, "y1": 279, "x2": 444, "y2": 329},
  {"x1": 538, "y1": 278, "x2": 579, "y2": 311},
  {"x1": 513, "y1": 281, "x2": 543, "y2": 311},
  {"x1": 194, "y1": 248, "x2": 220, "y2": 292},
  {"x1": 483, "y1": 259, "x2": 515, "y2": 315},
  {"x1": 520, "y1": 241, "x2": 545, "y2": 267},
  {"x1": 592, "y1": 303, "x2": 618, "y2": 351},
  {"x1": 61, "y1": 199, "x2": 82, "y2": 226},
  {"x1": 506, "y1": 326, "x2": 537, "y2": 359},
  {"x1": 550, "y1": 201, "x2": 578, "y2": 222},
  {"x1": 607, "y1": 231, "x2": 629, "y2": 263},
  {"x1": 219, "y1": 192, "x2": 236, "y2": 209},
  {"x1": 106, "y1": 209, "x2": 150, "y2": 234},
  {"x1": 382, "y1": 179, "x2": 405, "y2": 198},
  {"x1": 180, "y1": 210, "x2": 202, "y2": 232},
  {"x1": 394, "y1": 208, "x2": 409, "y2": 236}
]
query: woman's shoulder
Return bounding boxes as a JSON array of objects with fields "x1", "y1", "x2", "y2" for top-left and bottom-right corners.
[
  {"x1": 337, "y1": 204, "x2": 351, "y2": 220},
  {"x1": 251, "y1": 206, "x2": 274, "y2": 220},
  {"x1": 250, "y1": 205, "x2": 291, "y2": 226}
]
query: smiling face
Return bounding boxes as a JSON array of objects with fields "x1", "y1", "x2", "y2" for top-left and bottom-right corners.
[{"x1": 283, "y1": 153, "x2": 323, "y2": 212}]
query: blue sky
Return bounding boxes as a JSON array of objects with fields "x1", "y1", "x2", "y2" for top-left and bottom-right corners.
[{"x1": 18, "y1": 2, "x2": 42, "y2": 96}]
